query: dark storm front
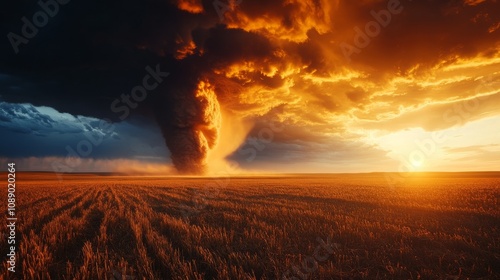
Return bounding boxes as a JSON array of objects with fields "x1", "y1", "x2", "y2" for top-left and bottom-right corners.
[
  {"x1": 50, "y1": 64, "x2": 169, "y2": 180},
  {"x1": 8, "y1": 0, "x2": 72, "y2": 54}
]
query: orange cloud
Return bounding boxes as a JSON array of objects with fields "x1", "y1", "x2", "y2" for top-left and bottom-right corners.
[{"x1": 176, "y1": 0, "x2": 204, "y2": 14}]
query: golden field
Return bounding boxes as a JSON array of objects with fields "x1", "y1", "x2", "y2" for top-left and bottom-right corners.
[{"x1": 1, "y1": 172, "x2": 499, "y2": 279}]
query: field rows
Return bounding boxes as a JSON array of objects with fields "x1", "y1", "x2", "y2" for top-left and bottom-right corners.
[{"x1": 0, "y1": 173, "x2": 499, "y2": 279}]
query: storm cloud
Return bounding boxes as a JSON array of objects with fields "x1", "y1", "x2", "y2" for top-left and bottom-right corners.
[{"x1": 1, "y1": 0, "x2": 499, "y2": 173}]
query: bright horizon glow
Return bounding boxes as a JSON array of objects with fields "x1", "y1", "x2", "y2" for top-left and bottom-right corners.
[{"x1": 365, "y1": 116, "x2": 500, "y2": 172}]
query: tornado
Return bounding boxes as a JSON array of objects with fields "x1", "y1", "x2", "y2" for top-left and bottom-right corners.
[{"x1": 157, "y1": 80, "x2": 221, "y2": 174}]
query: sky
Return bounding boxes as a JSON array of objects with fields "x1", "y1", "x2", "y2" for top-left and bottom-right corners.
[{"x1": 0, "y1": 0, "x2": 499, "y2": 174}]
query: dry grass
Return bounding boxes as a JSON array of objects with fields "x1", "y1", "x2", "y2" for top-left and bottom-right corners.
[{"x1": 0, "y1": 172, "x2": 499, "y2": 279}]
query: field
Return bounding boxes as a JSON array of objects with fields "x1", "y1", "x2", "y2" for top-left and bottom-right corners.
[{"x1": 1, "y1": 172, "x2": 499, "y2": 280}]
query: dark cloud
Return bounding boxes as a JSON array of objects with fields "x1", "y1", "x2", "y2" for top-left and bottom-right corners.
[
  {"x1": 0, "y1": 102, "x2": 167, "y2": 159},
  {"x1": 230, "y1": 135, "x2": 395, "y2": 172},
  {"x1": 0, "y1": 0, "x2": 499, "y2": 173}
]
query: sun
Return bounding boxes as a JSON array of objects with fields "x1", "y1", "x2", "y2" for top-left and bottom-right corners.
[{"x1": 410, "y1": 158, "x2": 425, "y2": 169}]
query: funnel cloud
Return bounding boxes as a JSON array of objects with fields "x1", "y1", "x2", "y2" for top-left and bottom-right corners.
[{"x1": 156, "y1": 79, "x2": 221, "y2": 174}]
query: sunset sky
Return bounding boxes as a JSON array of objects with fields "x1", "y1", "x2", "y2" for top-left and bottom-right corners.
[{"x1": 0, "y1": 0, "x2": 499, "y2": 174}]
